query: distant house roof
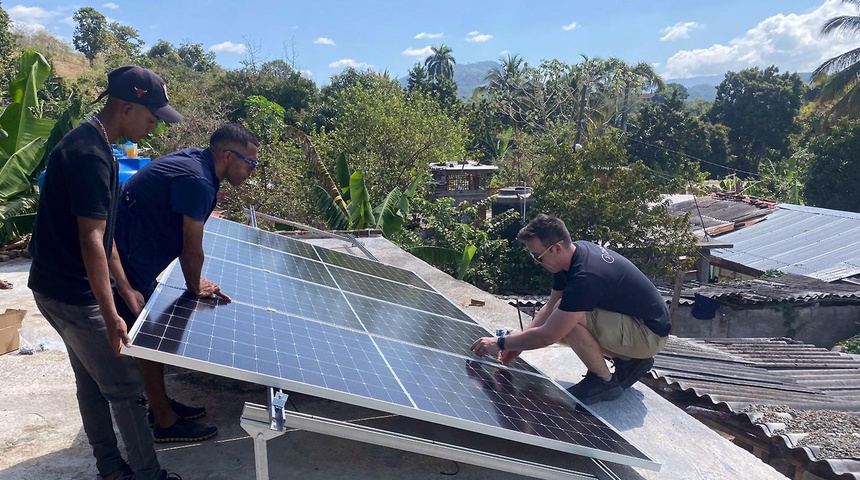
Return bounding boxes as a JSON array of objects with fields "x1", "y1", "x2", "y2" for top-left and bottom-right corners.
[
  {"x1": 666, "y1": 193, "x2": 776, "y2": 238},
  {"x1": 656, "y1": 273, "x2": 860, "y2": 307},
  {"x1": 711, "y1": 204, "x2": 860, "y2": 282}
]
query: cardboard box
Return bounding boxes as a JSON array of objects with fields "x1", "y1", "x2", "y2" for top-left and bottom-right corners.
[{"x1": 0, "y1": 309, "x2": 26, "y2": 355}]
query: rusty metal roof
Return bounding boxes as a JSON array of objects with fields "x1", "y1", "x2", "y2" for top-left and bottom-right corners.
[
  {"x1": 664, "y1": 273, "x2": 860, "y2": 306},
  {"x1": 667, "y1": 193, "x2": 776, "y2": 238}
]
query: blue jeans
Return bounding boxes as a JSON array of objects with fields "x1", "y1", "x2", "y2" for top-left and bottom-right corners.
[{"x1": 33, "y1": 292, "x2": 162, "y2": 480}]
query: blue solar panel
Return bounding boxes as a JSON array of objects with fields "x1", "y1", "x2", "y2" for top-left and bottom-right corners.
[{"x1": 126, "y1": 218, "x2": 656, "y2": 469}]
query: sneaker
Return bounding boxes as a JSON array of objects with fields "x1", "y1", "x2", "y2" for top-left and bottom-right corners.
[
  {"x1": 147, "y1": 399, "x2": 207, "y2": 427},
  {"x1": 566, "y1": 372, "x2": 623, "y2": 405},
  {"x1": 153, "y1": 417, "x2": 218, "y2": 443},
  {"x1": 99, "y1": 460, "x2": 135, "y2": 480},
  {"x1": 159, "y1": 471, "x2": 182, "y2": 480},
  {"x1": 614, "y1": 357, "x2": 655, "y2": 389}
]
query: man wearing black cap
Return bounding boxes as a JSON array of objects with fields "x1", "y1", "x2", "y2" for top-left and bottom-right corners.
[{"x1": 29, "y1": 65, "x2": 182, "y2": 480}]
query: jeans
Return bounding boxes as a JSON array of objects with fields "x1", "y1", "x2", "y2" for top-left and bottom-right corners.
[{"x1": 33, "y1": 292, "x2": 162, "y2": 480}]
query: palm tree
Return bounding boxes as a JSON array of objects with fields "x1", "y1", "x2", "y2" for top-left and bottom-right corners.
[
  {"x1": 474, "y1": 54, "x2": 525, "y2": 98},
  {"x1": 813, "y1": 0, "x2": 860, "y2": 119},
  {"x1": 424, "y1": 44, "x2": 455, "y2": 81}
]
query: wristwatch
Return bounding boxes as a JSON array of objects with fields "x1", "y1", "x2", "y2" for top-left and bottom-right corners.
[{"x1": 496, "y1": 336, "x2": 506, "y2": 351}]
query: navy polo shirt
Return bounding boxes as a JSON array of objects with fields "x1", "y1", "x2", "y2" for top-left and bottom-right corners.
[{"x1": 115, "y1": 147, "x2": 220, "y2": 292}]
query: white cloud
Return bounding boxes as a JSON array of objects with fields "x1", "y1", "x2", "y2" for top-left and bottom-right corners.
[
  {"x1": 299, "y1": 69, "x2": 312, "y2": 78},
  {"x1": 465, "y1": 31, "x2": 493, "y2": 43},
  {"x1": 8, "y1": 5, "x2": 58, "y2": 31},
  {"x1": 402, "y1": 46, "x2": 433, "y2": 57},
  {"x1": 329, "y1": 58, "x2": 373, "y2": 69},
  {"x1": 102, "y1": 3, "x2": 120, "y2": 9},
  {"x1": 414, "y1": 32, "x2": 443, "y2": 39},
  {"x1": 562, "y1": 21, "x2": 578, "y2": 31},
  {"x1": 659, "y1": 21, "x2": 701, "y2": 41},
  {"x1": 314, "y1": 37, "x2": 335, "y2": 46},
  {"x1": 209, "y1": 41, "x2": 247, "y2": 54},
  {"x1": 662, "y1": 0, "x2": 859, "y2": 79}
]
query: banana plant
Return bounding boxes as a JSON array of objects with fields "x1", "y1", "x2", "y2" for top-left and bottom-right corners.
[
  {"x1": 0, "y1": 51, "x2": 83, "y2": 243},
  {"x1": 407, "y1": 244, "x2": 477, "y2": 280},
  {"x1": 313, "y1": 152, "x2": 425, "y2": 238}
]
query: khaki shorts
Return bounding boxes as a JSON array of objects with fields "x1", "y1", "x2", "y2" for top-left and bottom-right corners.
[{"x1": 585, "y1": 308, "x2": 667, "y2": 359}]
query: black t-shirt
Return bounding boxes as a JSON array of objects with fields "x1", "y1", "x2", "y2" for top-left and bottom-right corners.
[
  {"x1": 28, "y1": 122, "x2": 118, "y2": 305},
  {"x1": 552, "y1": 241, "x2": 671, "y2": 336},
  {"x1": 115, "y1": 148, "x2": 220, "y2": 291}
]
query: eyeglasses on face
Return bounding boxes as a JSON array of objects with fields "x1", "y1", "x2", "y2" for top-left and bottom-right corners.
[
  {"x1": 224, "y1": 149, "x2": 259, "y2": 170},
  {"x1": 529, "y1": 240, "x2": 564, "y2": 263}
]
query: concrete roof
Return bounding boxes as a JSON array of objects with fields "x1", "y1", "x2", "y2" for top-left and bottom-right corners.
[
  {"x1": 0, "y1": 235, "x2": 787, "y2": 480},
  {"x1": 711, "y1": 204, "x2": 860, "y2": 282}
]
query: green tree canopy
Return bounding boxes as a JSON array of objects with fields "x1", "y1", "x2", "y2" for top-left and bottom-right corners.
[
  {"x1": 529, "y1": 135, "x2": 697, "y2": 279},
  {"x1": 804, "y1": 119, "x2": 860, "y2": 212},
  {"x1": 706, "y1": 66, "x2": 806, "y2": 175},
  {"x1": 312, "y1": 82, "x2": 468, "y2": 203},
  {"x1": 424, "y1": 44, "x2": 455, "y2": 81},
  {"x1": 812, "y1": 0, "x2": 860, "y2": 121},
  {"x1": 72, "y1": 7, "x2": 109, "y2": 66}
]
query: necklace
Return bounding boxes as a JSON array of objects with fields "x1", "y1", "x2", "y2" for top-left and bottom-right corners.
[{"x1": 90, "y1": 117, "x2": 117, "y2": 162}]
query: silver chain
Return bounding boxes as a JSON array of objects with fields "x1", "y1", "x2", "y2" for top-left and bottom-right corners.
[{"x1": 90, "y1": 117, "x2": 117, "y2": 162}]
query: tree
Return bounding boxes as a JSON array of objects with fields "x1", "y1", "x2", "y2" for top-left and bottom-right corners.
[
  {"x1": 72, "y1": 7, "x2": 110, "y2": 66},
  {"x1": 626, "y1": 89, "x2": 723, "y2": 181},
  {"x1": 311, "y1": 82, "x2": 468, "y2": 203},
  {"x1": 0, "y1": 0, "x2": 16, "y2": 86},
  {"x1": 812, "y1": 0, "x2": 860, "y2": 120},
  {"x1": 424, "y1": 44, "x2": 455, "y2": 81},
  {"x1": 177, "y1": 42, "x2": 216, "y2": 72},
  {"x1": 107, "y1": 22, "x2": 144, "y2": 59},
  {"x1": 706, "y1": 66, "x2": 806, "y2": 175},
  {"x1": 529, "y1": 135, "x2": 697, "y2": 279},
  {"x1": 804, "y1": 120, "x2": 860, "y2": 212}
]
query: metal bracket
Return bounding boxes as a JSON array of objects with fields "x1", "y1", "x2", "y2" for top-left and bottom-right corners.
[{"x1": 239, "y1": 388, "x2": 289, "y2": 480}]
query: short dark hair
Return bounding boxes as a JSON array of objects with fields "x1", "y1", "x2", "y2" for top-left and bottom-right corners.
[
  {"x1": 210, "y1": 123, "x2": 260, "y2": 150},
  {"x1": 516, "y1": 214, "x2": 572, "y2": 247}
]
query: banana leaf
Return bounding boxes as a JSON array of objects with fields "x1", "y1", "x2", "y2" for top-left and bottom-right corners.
[
  {"x1": 407, "y1": 244, "x2": 476, "y2": 280},
  {"x1": 457, "y1": 244, "x2": 477, "y2": 280},
  {"x1": 0, "y1": 51, "x2": 54, "y2": 161},
  {"x1": 346, "y1": 171, "x2": 376, "y2": 229},
  {"x1": 0, "y1": 137, "x2": 44, "y2": 200},
  {"x1": 376, "y1": 187, "x2": 404, "y2": 237},
  {"x1": 311, "y1": 184, "x2": 349, "y2": 230},
  {"x1": 335, "y1": 152, "x2": 351, "y2": 203}
]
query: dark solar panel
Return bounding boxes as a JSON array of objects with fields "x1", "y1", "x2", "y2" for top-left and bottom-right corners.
[
  {"x1": 204, "y1": 216, "x2": 319, "y2": 260},
  {"x1": 127, "y1": 218, "x2": 656, "y2": 469},
  {"x1": 315, "y1": 246, "x2": 434, "y2": 291}
]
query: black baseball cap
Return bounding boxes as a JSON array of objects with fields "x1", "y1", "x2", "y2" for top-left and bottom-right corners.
[{"x1": 94, "y1": 65, "x2": 183, "y2": 123}]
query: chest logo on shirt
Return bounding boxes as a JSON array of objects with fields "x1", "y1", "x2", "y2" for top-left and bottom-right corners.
[{"x1": 600, "y1": 247, "x2": 615, "y2": 264}]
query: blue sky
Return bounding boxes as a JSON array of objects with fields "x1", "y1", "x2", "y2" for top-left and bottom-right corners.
[{"x1": 6, "y1": 0, "x2": 860, "y2": 84}]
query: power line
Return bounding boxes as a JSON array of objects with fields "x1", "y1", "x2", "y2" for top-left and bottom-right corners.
[{"x1": 626, "y1": 135, "x2": 762, "y2": 179}]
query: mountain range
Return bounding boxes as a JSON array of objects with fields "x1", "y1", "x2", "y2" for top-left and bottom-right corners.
[{"x1": 402, "y1": 61, "x2": 813, "y2": 102}]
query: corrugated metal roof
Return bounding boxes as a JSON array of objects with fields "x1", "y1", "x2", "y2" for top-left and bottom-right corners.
[
  {"x1": 667, "y1": 273, "x2": 860, "y2": 306},
  {"x1": 650, "y1": 337, "x2": 860, "y2": 412},
  {"x1": 667, "y1": 193, "x2": 776, "y2": 237},
  {"x1": 711, "y1": 204, "x2": 860, "y2": 282},
  {"x1": 646, "y1": 337, "x2": 860, "y2": 479}
]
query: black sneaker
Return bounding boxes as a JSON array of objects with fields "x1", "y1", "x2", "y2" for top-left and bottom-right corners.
[
  {"x1": 158, "y1": 470, "x2": 182, "y2": 480},
  {"x1": 101, "y1": 460, "x2": 135, "y2": 480},
  {"x1": 153, "y1": 417, "x2": 218, "y2": 443},
  {"x1": 566, "y1": 372, "x2": 623, "y2": 405},
  {"x1": 147, "y1": 399, "x2": 207, "y2": 427},
  {"x1": 614, "y1": 357, "x2": 655, "y2": 389}
]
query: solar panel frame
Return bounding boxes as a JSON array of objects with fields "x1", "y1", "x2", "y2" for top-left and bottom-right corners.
[{"x1": 125, "y1": 219, "x2": 659, "y2": 471}]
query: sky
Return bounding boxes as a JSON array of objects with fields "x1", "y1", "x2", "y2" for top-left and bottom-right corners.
[{"x1": 5, "y1": 0, "x2": 860, "y2": 84}]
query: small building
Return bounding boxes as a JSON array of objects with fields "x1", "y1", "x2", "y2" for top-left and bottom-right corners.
[{"x1": 430, "y1": 160, "x2": 498, "y2": 204}]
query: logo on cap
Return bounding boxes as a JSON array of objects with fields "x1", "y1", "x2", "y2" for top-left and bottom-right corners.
[
  {"x1": 134, "y1": 87, "x2": 148, "y2": 99},
  {"x1": 161, "y1": 83, "x2": 169, "y2": 101}
]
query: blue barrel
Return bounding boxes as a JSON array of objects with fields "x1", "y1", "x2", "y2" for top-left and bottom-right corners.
[{"x1": 38, "y1": 150, "x2": 151, "y2": 190}]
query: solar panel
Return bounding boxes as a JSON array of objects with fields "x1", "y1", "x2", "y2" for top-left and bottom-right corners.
[{"x1": 126, "y1": 218, "x2": 657, "y2": 470}]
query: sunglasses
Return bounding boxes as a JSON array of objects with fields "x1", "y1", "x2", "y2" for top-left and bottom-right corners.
[
  {"x1": 529, "y1": 240, "x2": 563, "y2": 263},
  {"x1": 224, "y1": 149, "x2": 259, "y2": 171}
]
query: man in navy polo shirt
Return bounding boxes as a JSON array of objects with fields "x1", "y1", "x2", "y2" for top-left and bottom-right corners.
[
  {"x1": 114, "y1": 123, "x2": 259, "y2": 442},
  {"x1": 470, "y1": 214, "x2": 669, "y2": 405}
]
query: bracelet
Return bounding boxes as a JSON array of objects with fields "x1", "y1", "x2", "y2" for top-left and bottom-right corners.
[{"x1": 497, "y1": 336, "x2": 506, "y2": 351}]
